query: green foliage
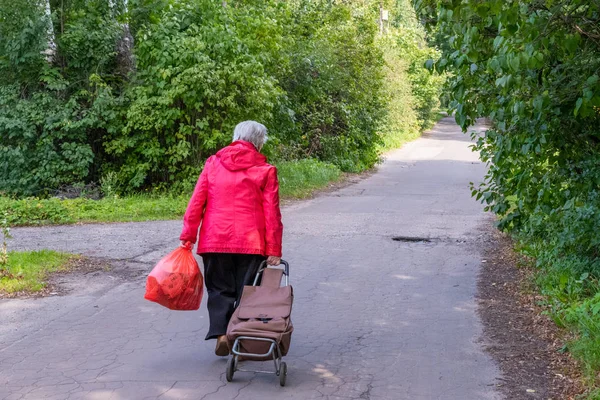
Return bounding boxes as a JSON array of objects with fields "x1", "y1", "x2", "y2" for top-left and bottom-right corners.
[
  {"x1": 0, "y1": 0, "x2": 441, "y2": 196},
  {"x1": 378, "y1": 0, "x2": 444, "y2": 151},
  {"x1": 273, "y1": 2, "x2": 386, "y2": 172},
  {"x1": 0, "y1": 85, "x2": 97, "y2": 196},
  {"x1": 562, "y1": 291, "x2": 600, "y2": 377},
  {"x1": 378, "y1": 45, "x2": 422, "y2": 152},
  {"x1": 0, "y1": 250, "x2": 75, "y2": 293},
  {"x1": 0, "y1": 0, "x2": 49, "y2": 86},
  {"x1": 99, "y1": 171, "x2": 120, "y2": 198},
  {"x1": 423, "y1": 0, "x2": 600, "y2": 388},
  {"x1": 585, "y1": 389, "x2": 600, "y2": 400},
  {"x1": 0, "y1": 0, "x2": 126, "y2": 196},
  {"x1": 392, "y1": 0, "x2": 443, "y2": 130},
  {"x1": 106, "y1": 0, "x2": 286, "y2": 188}
]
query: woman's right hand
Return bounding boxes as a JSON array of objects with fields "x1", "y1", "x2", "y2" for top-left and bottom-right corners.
[{"x1": 267, "y1": 256, "x2": 281, "y2": 266}]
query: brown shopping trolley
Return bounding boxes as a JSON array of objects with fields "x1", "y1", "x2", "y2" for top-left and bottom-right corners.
[{"x1": 225, "y1": 260, "x2": 293, "y2": 386}]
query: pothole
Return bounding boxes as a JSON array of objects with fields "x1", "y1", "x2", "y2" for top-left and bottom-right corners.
[{"x1": 392, "y1": 236, "x2": 433, "y2": 243}]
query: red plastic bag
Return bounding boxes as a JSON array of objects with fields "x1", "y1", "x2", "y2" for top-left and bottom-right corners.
[{"x1": 144, "y1": 243, "x2": 203, "y2": 310}]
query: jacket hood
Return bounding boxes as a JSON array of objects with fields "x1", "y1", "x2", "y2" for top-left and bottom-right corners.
[{"x1": 216, "y1": 141, "x2": 267, "y2": 171}]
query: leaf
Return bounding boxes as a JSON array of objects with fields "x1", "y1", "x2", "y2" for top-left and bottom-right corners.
[
  {"x1": 564, "y1": 34, "x2": 580, "y2": 54},
  {"x1": 489, "y1": 58, "x2": 501, "y2": 72},
  {"x1": 493, "y1": 36, "x2": 504, "y2": 49},
  {"x1": 574, "y1": 98, "x2": 583, "y2": 116},
  {"x1": 508, "y1": 55, "x2": 520, "y2": 72}
]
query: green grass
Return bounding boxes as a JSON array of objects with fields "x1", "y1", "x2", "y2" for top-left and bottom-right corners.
[
  {"x1": 379, "y1": 126, "x2": 422, "y2": 152},
  {"x1": 276, "y1": 159, "x2": 342, "y2": 198},
  {"x1": 67, "y1": 195, "x2": 190, "y2": 223},
  {"x1": 0, "y1": 195, "x2": 190, "y2": 226},
  {"x1": 0, "y1": 159, "x2": 343, "y2": 226},
  {"x1": 582, "y1": 389, "x2": 600, "y2": 400},
  {"x1": 0, "y1": 250, "x2": 75, "y2": 293}
]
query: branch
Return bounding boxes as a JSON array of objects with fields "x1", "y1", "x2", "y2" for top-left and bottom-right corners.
[{"x1": 574, "y1": 24, "x2": 600, "y2": 39}]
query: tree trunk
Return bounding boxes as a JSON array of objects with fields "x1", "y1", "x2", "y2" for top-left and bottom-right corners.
[
  {"x1": 42, "y1": 0, "x2": 56, "y2": 62},
  {"x1": 112, "y1": 0, "x2": 135, "y2": 76}
]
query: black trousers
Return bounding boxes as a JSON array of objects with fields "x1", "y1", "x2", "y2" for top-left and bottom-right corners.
[{"x1": 202, "y1": 253, "x2": 266, "y2": 340}]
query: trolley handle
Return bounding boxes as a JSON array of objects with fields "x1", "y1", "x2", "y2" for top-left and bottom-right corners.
[{"x1": 253, "y1": 259, "x2": 289, "y2": 286}]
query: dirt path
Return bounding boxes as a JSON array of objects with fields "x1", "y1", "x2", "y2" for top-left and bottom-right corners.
[{"x1": 1, "y1": 118, "x2": 501, "y2": 400}]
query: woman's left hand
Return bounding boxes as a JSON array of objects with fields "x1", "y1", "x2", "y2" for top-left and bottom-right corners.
[{"x1": 267, "y1": 256, "x2": 281, "y2": 266}]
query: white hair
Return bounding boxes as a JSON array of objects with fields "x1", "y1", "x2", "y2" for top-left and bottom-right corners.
[{"x1": 233, "y1": 121, "x2": 268, "y2": 150}]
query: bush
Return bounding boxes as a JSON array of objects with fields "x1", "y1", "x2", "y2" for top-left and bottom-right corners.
[
  {"x1": 105, "y1": 0, "x2": 286, "y2": 189},
  {"x1": 0, "y1": 86, "x2": 96, "y2": 196},
  {"x1": 273, "y1": 2, "x2": 387, "y2": 172},
  {"x1": 0, "y1": 0, "x2": 125, "y2": 196}
]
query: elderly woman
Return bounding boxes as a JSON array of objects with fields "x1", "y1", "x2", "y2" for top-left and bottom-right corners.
[{"x1": 180, "y1": 121, "x2": 283, "y2": 356}]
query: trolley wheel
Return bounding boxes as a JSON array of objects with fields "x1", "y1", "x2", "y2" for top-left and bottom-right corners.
[
  {"x1": 279, "y1": 362, "x2": 287, "y2": 387},
  {"x1": 226, "y1": 357, "x2": 235, "y2": 382}
]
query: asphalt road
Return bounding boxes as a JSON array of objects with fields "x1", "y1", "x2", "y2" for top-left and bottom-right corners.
[{"x1": 1, "y1": 117, "x2": 501, "y2": 400}]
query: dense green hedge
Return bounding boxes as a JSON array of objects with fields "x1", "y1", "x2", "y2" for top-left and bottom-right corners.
[
  {"x1": 0, "y1": 0, "x2": 442, "y2": 197},
  {"x1": 420, "y1": 0, "x2": 600, "y2": 390}
]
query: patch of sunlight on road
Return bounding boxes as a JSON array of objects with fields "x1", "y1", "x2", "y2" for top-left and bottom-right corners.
[
  {"x1": 313, "y1": 364, "x2": 342, "y2": 383},
  {"x1": 453, "y1": 301, "x2": 477, "y2": 313},
  {"x1": 393, "y1": 274, "x2": 417, "y2": 280}
]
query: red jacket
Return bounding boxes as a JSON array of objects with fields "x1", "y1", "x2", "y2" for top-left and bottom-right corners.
[{"x1": 180, "y1": 141, "x2": 283, "y2": 257}]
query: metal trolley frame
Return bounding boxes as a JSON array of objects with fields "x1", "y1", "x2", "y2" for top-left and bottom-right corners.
[{"x1": 225, "y1": 260, "x2": 290, "y2": 386}]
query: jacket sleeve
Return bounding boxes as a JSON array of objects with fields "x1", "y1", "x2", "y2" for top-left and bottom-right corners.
[
  {"x1": 263, "y1": 166, "x2": 283, "y2": 257},
  {"x1": 180, "y1": 158, "x2": 211, "y2": 244}
]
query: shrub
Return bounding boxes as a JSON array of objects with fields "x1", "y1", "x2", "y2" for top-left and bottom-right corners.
[
  {"x1": 104, "y1": 0, "x2": 287, "y2": 189},
  {"x1": 273, "y1": 2, "x2": 387, "y2": 172}
]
